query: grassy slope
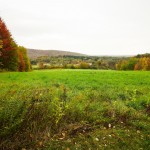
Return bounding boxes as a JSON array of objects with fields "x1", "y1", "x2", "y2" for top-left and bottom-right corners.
[{"x1": 0, "y1": 70, "x2": 150, "y2": 149}]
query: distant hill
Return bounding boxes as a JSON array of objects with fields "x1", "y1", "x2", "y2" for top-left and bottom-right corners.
[{"x1": 27, "y1": 49, "x2": 86, "y2": 59}]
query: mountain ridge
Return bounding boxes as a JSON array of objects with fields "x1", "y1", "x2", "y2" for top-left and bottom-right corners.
[{"x1": 27, "y1": 49, "x2": 87, "y2": 59}]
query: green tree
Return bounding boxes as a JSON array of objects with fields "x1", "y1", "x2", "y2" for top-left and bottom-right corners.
[{"x1": 126, "y1": 58, "x2": 138, "y2": 70}]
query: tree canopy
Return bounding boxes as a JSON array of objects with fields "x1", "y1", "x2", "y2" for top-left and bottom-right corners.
[
  {"x1": 0, "y1": 18, "x2": 30, "y2": 71},
  {"x1": 116, "y1": 55, "x2": 150, "y2": 71}
]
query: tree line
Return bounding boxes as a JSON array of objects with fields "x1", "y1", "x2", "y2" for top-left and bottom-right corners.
[
  {"x1": 31, "y1": 55, "x2": 128, "y2": 70},
  {"x1": 116, "y1": 54, "x2": 150, "y2": 71},
  {"x1": 31, "y1": 54, "x2": 150, "y2": 71},
  {"x1": 0, "y1": 18, "x2": 30, "y2": 71}
]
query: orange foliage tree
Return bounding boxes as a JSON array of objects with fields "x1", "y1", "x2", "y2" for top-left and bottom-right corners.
[
  {"x1": 116, "y1": 55, "x2": 150, "y2": 71},
  {"x1": 0, "y1": 17, "x2": 31, "y2": 71}
]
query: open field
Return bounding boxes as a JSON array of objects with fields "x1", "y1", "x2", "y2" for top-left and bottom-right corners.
[{"x1": 0, "y1": 70, "x2": 150, "y2": 149}]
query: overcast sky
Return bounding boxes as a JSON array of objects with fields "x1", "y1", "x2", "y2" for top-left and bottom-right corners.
[{"x1": 0, "y1": 0, "x2": 150, "y2": 55}]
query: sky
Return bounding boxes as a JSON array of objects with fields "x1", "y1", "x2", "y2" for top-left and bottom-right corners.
[{"x1": 0, "y1": 0, "x2": 150, "y2": 55}]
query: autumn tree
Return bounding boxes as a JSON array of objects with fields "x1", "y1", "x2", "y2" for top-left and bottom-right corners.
[
  {"x1": 146, "y1": 57, "x2": 150, "y2": 70},
  {"x1": 79, "y1": 62, "x2": 90, "y2": 69},
  {"x1": 0, "y1": 17, "x2": 31, "y2": 71},
  {"x1": 139, "y1": 57, "x2": 150, "y2": 70},
  {"x1": 0, "y1": 39, "x2": 3, "y2": 68},
  {"x1": 38, "y1": 62, "x2": 44, "y2": 69},
  {"x1": 0, "y1": 17, "x2": 19, "y2": 71},
  {"x1": 18, "y1": 49, "x2": 25, "y2": 71},
  {"x1": 134, "y1": 62, "x2": 141, "y2": 70},
  {"x1": 116, "y1": 54, "x2": 150, "y2": 71},
  {"x1": 18, "y1": 46, "x2": 30, "y2": 71},
  {"x1": 97, "y1": 60, "x2": 108, "y2": 69}
]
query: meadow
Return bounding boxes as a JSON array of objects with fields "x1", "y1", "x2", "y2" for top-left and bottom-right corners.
[{"x1": 0, "y1": 70, "x2": 150, "y2": 149}]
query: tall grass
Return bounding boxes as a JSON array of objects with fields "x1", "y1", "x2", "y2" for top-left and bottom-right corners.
[{"x1": 0, "y1": 70, "x2": 150, "y2": 149}]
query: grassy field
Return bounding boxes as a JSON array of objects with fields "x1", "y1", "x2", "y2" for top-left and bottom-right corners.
[{"x1": 0, "y1": 70, "x2": 150, "y2": 150}]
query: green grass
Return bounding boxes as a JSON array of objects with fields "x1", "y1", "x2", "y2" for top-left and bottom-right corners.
[{"x1": 0, "y1": 70, "x2": 150, "y2": 149}]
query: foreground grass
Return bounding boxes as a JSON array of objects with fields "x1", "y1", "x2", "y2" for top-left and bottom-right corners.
[{"x1": 0, "y1": 70, "x2": 150, "y2": 149}]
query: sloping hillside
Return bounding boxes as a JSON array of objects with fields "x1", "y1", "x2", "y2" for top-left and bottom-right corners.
[{"x1": 27, "y1": 49, "x2": 86, "y2": 59}]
